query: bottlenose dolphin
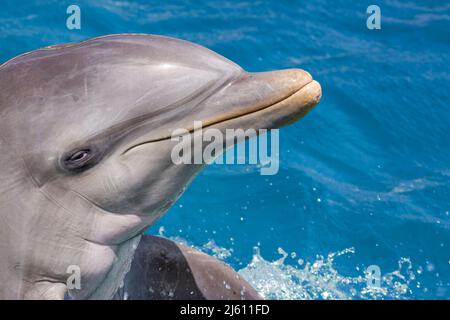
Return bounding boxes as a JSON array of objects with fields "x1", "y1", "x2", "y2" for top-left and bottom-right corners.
[
  {"x1": 113, "y1": 235, "x2": 262, "y2": 300},
  {"x1": 0, "y1": 34, "x2": 321, "y2": 299}
]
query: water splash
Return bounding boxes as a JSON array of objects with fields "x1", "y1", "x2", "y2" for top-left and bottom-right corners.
[
  {"x1": 202, "y1": 239, "x2": 234, "y2": 260},
  {"x1": 238, "y1": 247, "x2": 416, "y2": 300},
  {"x1": 157, "y1": 228, "x2": 417, "y2": 300}
]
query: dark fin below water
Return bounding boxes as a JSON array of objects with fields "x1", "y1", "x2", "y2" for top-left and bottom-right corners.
[{"x1": 114, "y1": 235, "x2": 262, "y2": 300}]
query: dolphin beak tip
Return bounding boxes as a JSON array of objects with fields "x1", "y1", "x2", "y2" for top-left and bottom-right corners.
[
  {"x1": 269, "y1": 70, "x2": 321, "y2": 127},
  {"x1": 277, "y1": 68, "x2": 321, "y2": 107},
  {"x1": 304, "y1": 79, "x2": 322, "y2": 106}
]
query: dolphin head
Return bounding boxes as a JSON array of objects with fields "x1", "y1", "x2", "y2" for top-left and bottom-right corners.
[{"x1": 0, "y1": 34, "x2": 321, "y2": 299}]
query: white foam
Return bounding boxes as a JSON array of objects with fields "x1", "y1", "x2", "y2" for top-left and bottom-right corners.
[{"x1": 158, "y1": 230, "x2": 417, "y2": 299}]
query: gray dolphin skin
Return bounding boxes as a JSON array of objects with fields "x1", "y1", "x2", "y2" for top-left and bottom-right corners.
[
  {"x1": 113, "y1": 235, "x2": 262, "y2": 300},
  {"x1": 0, "y1": 34, "x2": 321, "y2": 299}
]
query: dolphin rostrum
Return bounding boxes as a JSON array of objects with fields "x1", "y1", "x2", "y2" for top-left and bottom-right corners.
[{"x1": 0, "y1": 34, "x2": 321, "y2": 299}]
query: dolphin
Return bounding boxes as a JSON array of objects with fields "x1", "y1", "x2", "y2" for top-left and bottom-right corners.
[
  {"x1": 113, "y1": 235, "x2": 262, "y2": 300},
  {"x1": 0, "y1": 34, "x2": 321, "y2": 299}
]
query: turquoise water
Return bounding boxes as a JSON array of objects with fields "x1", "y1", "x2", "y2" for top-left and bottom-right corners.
[{"x1": 1, "y1": 0, "x2": 449, "y2": 299}]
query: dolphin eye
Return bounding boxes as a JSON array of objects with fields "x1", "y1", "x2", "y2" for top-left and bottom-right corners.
[
  {"x1": 69, "y1": 150, "x2": 90, "y2": 162},
  {"x1": 62, "y1": 148, "x2": 96, "y2": 172}
]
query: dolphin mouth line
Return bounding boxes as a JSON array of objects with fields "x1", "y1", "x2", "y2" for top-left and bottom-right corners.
[{"x1": 123, "y1": 79, "x2": 315, "y2": 155}]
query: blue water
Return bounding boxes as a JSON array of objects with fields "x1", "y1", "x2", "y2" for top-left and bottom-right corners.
[{"x1": 1, "y1": 0, "x2": 449, "y2": 299}]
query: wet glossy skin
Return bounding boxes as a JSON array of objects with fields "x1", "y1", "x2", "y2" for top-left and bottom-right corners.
[
  {"x1": 0, "y1": 34, "x2": 321, "y2": 299},
  {"x1": 114, "y1": 235, "x2": 262, "y2": 300}
]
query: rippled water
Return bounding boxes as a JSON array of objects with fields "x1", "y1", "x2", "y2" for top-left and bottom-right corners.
[{"x1": 1, "y1": 0, "x2": 449, "y2": 299}]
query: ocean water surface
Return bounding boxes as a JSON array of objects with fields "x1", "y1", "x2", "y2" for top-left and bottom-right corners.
[{"x1": 1, "y1": 0, "x2": 449, "y2": 299}]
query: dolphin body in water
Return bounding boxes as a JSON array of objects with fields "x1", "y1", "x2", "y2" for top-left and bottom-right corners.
[{"x1": 0, "y1": 34, "x2": 321, "y2": 299}]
